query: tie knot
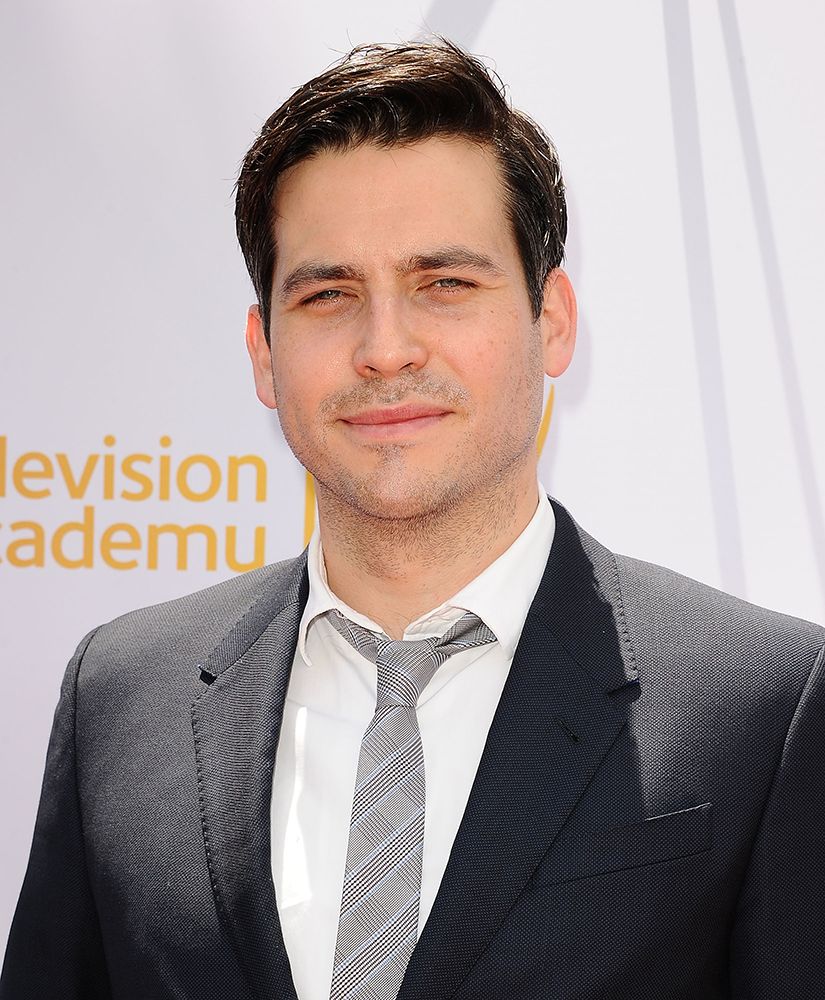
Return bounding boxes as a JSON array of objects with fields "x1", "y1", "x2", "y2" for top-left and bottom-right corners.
[{"x1": 326, "y1": 609, "x2": 497, "y2": 708}]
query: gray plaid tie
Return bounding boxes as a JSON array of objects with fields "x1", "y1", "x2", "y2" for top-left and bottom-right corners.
[{"x1": 326, "y1": 609, "x2": 497, "y2": 1000}]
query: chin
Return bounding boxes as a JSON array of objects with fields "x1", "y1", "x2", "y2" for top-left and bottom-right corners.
[
  {"x1": 353, "y1": 486, "x2": 443, "y2": 522},
  {"x1": 324, "y1": 467, "x2": 467, "y2": 523}
]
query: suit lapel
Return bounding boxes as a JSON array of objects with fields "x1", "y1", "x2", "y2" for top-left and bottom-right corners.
[
  {"x1": 400, "y1": 500, "x2": 639, "y2": 1000},
  {"x1": 191, "y1": 554, "x2": 309, "y2": 1000}
]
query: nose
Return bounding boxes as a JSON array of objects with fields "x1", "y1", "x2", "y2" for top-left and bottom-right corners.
[{"x1": 351, "y1": 296, "x2": 429, "y2": 379}]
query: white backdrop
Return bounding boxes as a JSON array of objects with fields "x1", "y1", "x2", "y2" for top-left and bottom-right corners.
[{"x1": 2, "y1": 0, "x2": 824, "y2": 949}]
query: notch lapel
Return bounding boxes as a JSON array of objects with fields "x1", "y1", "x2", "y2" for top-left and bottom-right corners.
[
  {"x1": 400, "y1": 501, "x2": 639, "y2": 1000},
  {"x1": 191, "y1": 554, "x2": 309, "y2": 1000}
]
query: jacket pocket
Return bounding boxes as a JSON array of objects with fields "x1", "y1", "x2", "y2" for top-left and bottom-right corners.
[{"x1": 531, "y1": 802, "x2": 713, "y2": 887}]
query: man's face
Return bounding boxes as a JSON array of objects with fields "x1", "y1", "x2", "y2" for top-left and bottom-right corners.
[{"x1": 247, "y1": 136, "x2": 575, "y2": 522}]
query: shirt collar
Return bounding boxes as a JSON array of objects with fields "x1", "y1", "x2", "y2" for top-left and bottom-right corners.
[
  {"x1": 297, "y1": 484, "x2": 555, "y2": 665},
  {"x1": 297, "y1": 529, "x2": 389, "y2": 667}
]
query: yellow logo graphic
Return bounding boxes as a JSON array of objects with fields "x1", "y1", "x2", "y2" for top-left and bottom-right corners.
[{"x1": 0, "y1": 436, "x2": 267, "y2": 571}]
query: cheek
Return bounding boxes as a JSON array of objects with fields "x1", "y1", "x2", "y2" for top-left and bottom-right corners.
[
  {"x1": 272, "y1": 363, "x2": 316, "y2": 430},
  {"x1": 476, "y1": 346, "x2": 545, "y2": 441},
  {"x1": 457, "y1": 322, "x2": 540, "y2": 403},
  {"x1": 271, "y1": 340, "x2": 349, "y2": 435},
  {"x1": 272, "y1": 335, "x2": 317, "y2": 396}
]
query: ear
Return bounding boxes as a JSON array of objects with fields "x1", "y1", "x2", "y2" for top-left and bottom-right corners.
[
  {"x1": 538, "y1": 268, "x2": 577, "y2": 378},
  {"x1": 245, "y1": 304, "x2": 277, "y2": 410}
]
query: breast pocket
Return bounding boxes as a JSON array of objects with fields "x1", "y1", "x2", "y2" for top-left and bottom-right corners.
[{"x1": 532, "y1": 802, "x2": 713, "y2": 887}]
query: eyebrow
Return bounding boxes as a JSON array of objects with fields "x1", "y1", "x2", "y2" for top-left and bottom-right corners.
[
  {"x1": 397, "y1": 246, "x2": 505, "y2": 278},
  {"x1": 277, "y1": 263, "x2": 368, "y2": 303},
  {"x1": 277, "y1": 245, "x2": 505, "y2": 302}
]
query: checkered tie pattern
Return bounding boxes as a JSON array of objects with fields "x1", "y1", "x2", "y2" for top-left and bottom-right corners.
[{"x1": 326, "y1": 608, "x2": 497, "y2": 1000}]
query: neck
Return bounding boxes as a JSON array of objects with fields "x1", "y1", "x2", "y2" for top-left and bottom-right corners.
[{"x1": 316, "y1": 467, "x2": 540, "y2": 639}]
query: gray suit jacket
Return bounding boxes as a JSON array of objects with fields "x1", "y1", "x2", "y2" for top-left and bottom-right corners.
[{"x1": 3, "y1": 499, "x2": 824, "y2": 999}]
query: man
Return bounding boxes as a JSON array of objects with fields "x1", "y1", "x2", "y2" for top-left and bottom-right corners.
[{"x1": 2, "y1": 39, "x2": 823, "y2": 1000}]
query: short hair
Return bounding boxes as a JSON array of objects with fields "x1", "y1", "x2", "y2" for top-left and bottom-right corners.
[{"x1": 235, "y1": 39, "x2": 567, "y2": 343}]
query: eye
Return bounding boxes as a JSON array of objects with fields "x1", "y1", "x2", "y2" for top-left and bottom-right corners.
[
  {"x1": 304, "y1": 288, "x2": 344, "y2": 306},
  {"x1": 430, "y1": 277, "x2": 474, "y2": 292}
]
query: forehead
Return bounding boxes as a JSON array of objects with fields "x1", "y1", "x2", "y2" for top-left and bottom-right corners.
[{"x1": 271, "y1": 137, "x2": 516, "y2": 269}]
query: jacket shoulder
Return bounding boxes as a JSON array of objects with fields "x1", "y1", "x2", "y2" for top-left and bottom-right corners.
[
  {"x1": 615, "y1": 552, "x2": 825, "y2": 695},
  {"x1": 74, "y1": 554, "x2": 307, "y2": 693}
]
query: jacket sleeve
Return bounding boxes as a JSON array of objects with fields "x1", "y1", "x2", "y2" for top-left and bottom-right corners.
[
  {"x1": 730, "y1": 639, "x2": 825, "y2": 998},
  {"x1": 0, "y1": 628, "x2": 113, "y2": 1000}
]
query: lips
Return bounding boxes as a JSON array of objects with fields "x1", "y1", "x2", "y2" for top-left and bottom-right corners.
[{"x1": 343, "y1": 404, "x2": 450, "y2": 425}]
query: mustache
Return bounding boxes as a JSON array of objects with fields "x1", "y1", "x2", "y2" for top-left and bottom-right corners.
[{"x1": 319, "y1": 371, "x2": 470, "y2": 417}]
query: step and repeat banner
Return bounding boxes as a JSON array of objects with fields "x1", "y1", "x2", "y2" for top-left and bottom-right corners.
[{"x1": 2, "y1": 0, "x2": 824, "y2": 946}]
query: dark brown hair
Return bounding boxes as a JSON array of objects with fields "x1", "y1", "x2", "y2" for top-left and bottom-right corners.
[{"x1": 235, "y1": 39, "x2": 567, "y2": 342}]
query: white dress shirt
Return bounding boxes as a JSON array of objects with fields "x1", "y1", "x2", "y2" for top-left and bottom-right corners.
[{"x1": 270, "y1": 487, "x2": 556, "y2": 1000}]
